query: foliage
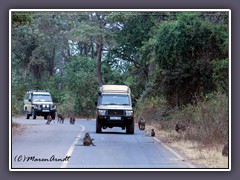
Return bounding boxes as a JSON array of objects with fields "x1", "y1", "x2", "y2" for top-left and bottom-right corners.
[
  {"x1": 148, "y1": 12, "x2": 228, "y2": 106},
  {"x1": 135, "y1": 96, "x2": 172, "y2": 122},
  {"x1": 171, "y1": 92, "x2": 229, "y2": 145},
  {"x1": 136, "y1": 92, "x2": 228, "y2": 145},
  {"x1": 12, "y1": 12, "x2": 33, "y2": 25},
  {"x1": 11, "y1": 10, "x2": 229, "y2": 131},
  {"x1": 211, "y1": 58, "x2": 229, "y2": 93},
  {"x1": 63, "y1": 56, "x2": 98, "y2": 116}
]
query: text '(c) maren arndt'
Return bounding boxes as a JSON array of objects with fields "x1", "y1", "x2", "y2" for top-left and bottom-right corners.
[{"x1": 14, "y1": 155, "x2": 71, "y2": 162}]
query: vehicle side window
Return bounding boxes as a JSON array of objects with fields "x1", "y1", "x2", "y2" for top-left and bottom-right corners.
[
  {"x1": 24, "y1": 93, "x2": 29, "y2": 100},
  {"x1": 97, "y1": 96, "x2": 101, "y2": 106}
]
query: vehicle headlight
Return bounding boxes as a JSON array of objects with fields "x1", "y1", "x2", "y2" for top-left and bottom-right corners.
[
  {"x1": 98, "y1": 110, "x2": 106, "y2": 116},
  {"x1": 125, "y1": 110, "x2": 134, "y2": 116}
]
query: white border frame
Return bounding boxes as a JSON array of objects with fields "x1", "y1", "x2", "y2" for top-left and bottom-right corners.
[{"x1": 9, "y1": 9, "x2": 231, "y2": 171}]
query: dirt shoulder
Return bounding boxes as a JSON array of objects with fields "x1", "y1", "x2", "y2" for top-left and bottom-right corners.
[
  {"x1": 12, "y1": 121, "x2": 26, "y2": 137},
  {"x1": 145, "y1": 125, "x2": 229, "y2": 169}
]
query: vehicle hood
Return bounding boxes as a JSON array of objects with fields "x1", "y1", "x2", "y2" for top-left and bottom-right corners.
[
  {"x1": 32, "y1": 102, "x2": 53, "y2": 105},
  {"x1": 97, "y1": 105, "x2": 133, "y2": 110}
]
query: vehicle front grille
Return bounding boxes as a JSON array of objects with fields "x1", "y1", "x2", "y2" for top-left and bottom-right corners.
[{"x1": 108, "y1": 110, "x2": 124, "y2": 116}]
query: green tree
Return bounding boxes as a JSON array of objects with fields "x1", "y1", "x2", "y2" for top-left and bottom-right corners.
[
  {"x1": 69, "y1": 12, "x2": 116, "y2": 86},
  {"x1": 150, "y1": 12, "x2": 228, "y2": 106},
  {"x1": 106, "y1": 12, "x2": 159, "y2": 98},
  {"x1": 63, "y1": 56, "x2": 98, "y2": 115}
]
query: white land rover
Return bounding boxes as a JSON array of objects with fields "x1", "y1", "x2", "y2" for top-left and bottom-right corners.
[{"x1": 23, "y1": 90, "x2": 56, "y2": 119}]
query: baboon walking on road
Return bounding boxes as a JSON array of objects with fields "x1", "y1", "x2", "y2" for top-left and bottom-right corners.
[
  {"x1": 83, "y1": 132, "x2": 95, "y2": 146},
  {"x1": 138, "y1": 117, "x2": 146, "y2": 130},
  {"x1": 57, "y1": 114, "x2": 65, "y2": 124},
  {"x1": 46, "y1": 115, "x2": 52, "y2": 125},
  {"x1": 70, "y1": 116, "x2": 75, "y2": 124}
]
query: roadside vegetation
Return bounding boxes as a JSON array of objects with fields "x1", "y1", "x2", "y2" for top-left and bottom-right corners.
[
  {"x1": 12, "y1": 122, "x2": 24, "y2": 136},
  {"x1": 135, "y1": 92, "x2": 228, "y2": 168},
  {"x1": 11, "y1": 11, "x2": 229, "y2": 168},
  {"x1": 136, "y1": 92, "x2": 228, "y2": 145}
]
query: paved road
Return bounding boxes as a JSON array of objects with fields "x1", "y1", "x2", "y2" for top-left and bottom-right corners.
[{"x1": 11, "y1": 117, "x2": 193, "y2": 170}]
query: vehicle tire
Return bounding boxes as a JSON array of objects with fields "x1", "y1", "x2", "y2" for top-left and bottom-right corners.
[
  {"x1": 96, "y1": 118, "x2": 102, "y2": 133},
  {"x1": 32, "y1": 110, "x2": 36, "y2": 119},
  {"x1": 25, "y1": 108, "x2": 30, "y2": 119},
  {"x1": 126, "y1": 121, "x2": 134, "y2": 134},
  {"x1": 51, "y1": 112, "x2": 56, "y2": 120},
  {"x1": 26, "y1": 114, "x2": 30, "y2": 119}
]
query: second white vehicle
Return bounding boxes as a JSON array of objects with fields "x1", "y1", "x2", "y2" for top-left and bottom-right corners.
[{"x1": 23, "y1": 90, "x2": 57, "y2": 120}]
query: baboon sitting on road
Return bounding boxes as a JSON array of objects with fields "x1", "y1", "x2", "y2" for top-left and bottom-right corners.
[
  {"x1": 70, "y1": 116, "x2": 75, "y2": 124},
  {"x1": 138, "y1": 117, "x2": 146, "y2": 130},
  {"x1": 57, "y1": 114, "x2": 65, "y2": 124},
  {"x1": 83, "y1": 132, "x2": 95, "y2": 146},
  {"x1": 46, "y1": 115, "x2": 52, "y2": 125},
  {"x1": 151, "y1": 129, "x2": 155, "y2": 137}
]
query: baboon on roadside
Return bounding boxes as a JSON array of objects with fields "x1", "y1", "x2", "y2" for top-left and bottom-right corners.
[
  {"x1": 175, "y1": 123, "x2": 187, "y2": 133},
  {"x1": 70, "y1": 116, "x2": 75, "y2": 124},
  {"x1": 151, "y1": 129, "x2": 155, "y2": 137},
  {"x1": 57, "y1": 113, "x2": 62, "y2": 122},
  {"x1": 57, "y1": 114, "x2": 65, "y2": 124},
  {"x1": 138, "y1": 117, "x2": 146, "y2": 130},
  {"x1": 46, "y1": 115, "x2": 52, "y2": 125},
  {"x1": 222, "y1": 143, "x2": 229, "y2": 157},
  {"x1": 83, "y1": 132, "x2": 95, "y2": 146}
]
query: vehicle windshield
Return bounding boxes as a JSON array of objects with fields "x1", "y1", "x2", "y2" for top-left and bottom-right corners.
[
  {"x1": 100, "y1": 94, "x2": 130, "y2": 106},
  {"x1": 32, "y1": 94, "x2": 52, "y2": 102}
]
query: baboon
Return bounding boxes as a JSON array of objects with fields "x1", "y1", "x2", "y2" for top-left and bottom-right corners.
[
  {"x1": 70, "y1": 116, "x2": 75, "y2": 124},
  {"x1": 57, "y1": 113, "x2": 62, "y2": 122},
  {"x1": 83, "y1": 132, "x2": 95, "y2": 146},
  {"x1": 151, "y1": 129, "x2": 155, "y2": 137},
  {"x1": 138, "y1": 117, "x2": 146, "y2": 130},
  {"x1": 175, "y1": 123, "x2": 187, "y2": 133},
  {"x1": 222, "y1": 143, "x2": 229, "y2": 157},
  {"x1": 46, "y1": 115, "x2": 52, "y2": 125},
  {"x1": 57, "y1": 114, "x2": 65, "y2": 124}
]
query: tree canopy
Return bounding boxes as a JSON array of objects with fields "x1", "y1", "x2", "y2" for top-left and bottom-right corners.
[{"x1": 11, "y1": 11, "x2": 229, "y2": 116}]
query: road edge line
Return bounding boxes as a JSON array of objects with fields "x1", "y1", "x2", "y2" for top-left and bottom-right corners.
[{"x1": 60, "y1": 124, "x2": 86, "y2": 168}]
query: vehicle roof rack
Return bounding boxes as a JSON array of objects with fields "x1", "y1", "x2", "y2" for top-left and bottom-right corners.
[
  {"x1": 27, "y1": 90, "x2": 48, "y2": 92},
  {"x1": 100, "y1": 85, "x2": 130, "y2": 94}
]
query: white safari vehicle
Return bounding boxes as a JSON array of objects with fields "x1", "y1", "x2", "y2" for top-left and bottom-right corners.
[
  {"x1": 23, "y1": 90, "x2": 56, "y2": 120},
  {"x1": 95, "y1": 85, "x2": 135, "y2": 134}
]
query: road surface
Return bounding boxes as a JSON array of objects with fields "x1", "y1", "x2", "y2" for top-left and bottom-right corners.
[{"x1": 11, "y1": 117, "x2": 194, "y2": 170}]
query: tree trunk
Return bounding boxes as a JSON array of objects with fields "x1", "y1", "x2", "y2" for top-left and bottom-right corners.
[
  {"x1": 83, "y1": 43, "x2": 88, "y2": 56},
  {"x1": 96, "y1": 42, "x2": 103, "y2": 86},
  {"x1": 49, "y1": 47, "x2": 55, "y2": 76},
  {"x1": 58, "y1": 50, "x2": 65, "y2": 91}
]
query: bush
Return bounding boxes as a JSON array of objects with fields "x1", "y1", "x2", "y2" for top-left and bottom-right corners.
[
  {"x1": 136, "y1": 92, "x2": 228, "y2": 146},
  {"x1": 135, "y1": 96, "x2": 172, "y2": 123},
  {"x1": 211, "y1": 58, "x2": 229, "y2": 94},
  {"x1": 12, "y1": 95, "x2": 23, "y2": 117},
  {"x1": 56, "y1": 93, "x2": 96, "y2": 118},
  {"x1": 171, "y1": 92, "x2": 228, "y2": 145},
  {"x1": 56, "y1": 94, "x2": 75, "y2": 117}
]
